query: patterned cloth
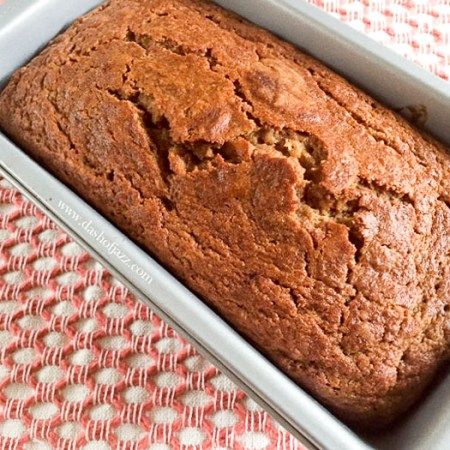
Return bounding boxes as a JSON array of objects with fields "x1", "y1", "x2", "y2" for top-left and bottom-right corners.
[
  {"x1": 0, "y1": 1, "x2": 448, "y2": 449},
  {"x1": 310, "y1": 0, "x2": 450, "y2": 82}
]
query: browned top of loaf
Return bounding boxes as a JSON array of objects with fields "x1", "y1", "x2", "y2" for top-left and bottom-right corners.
[{"x1": 0, "y1": 0, "x2": 449, "y2": 427}]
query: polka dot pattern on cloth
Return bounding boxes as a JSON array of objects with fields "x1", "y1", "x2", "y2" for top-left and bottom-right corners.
[
  {"x1": 307, "y1": 0, "x2": 450, "y2": 81},
  {"x1": 0, "y1": 178, "x2": 301, "y2": 449}
]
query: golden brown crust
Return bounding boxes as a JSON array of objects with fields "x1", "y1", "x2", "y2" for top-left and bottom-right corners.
[{"x1": 0, "y1": 0, "x2": 449, "y2": 427}]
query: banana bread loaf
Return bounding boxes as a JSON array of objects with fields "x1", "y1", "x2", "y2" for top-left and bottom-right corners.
[{"x1": 0, "y1": 0, "x2": 449, "y2": 428}]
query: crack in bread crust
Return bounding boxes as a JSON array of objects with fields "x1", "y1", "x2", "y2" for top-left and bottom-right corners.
[{"x1": 0, "y1": 0, "x2": 449, "y2": 428}]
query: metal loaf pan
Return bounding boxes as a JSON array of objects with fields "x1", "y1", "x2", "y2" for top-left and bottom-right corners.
[{"x1": 0, "y1": 1, "x2": 449, "y2": 449}]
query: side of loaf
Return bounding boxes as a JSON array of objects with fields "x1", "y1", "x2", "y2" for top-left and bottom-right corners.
[{"x1": 0, "y1": 0, "x2": 449, "y2": 427}]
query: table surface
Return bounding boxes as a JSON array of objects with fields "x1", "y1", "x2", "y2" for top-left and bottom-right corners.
[{"x1": 0, "y1": 1, "x2": 449, "y2": 449}]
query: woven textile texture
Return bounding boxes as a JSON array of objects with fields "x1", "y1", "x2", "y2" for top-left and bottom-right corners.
[
  {"x1": 0, "y1": 1, "x2": 449, "y2": 449},
  {"x1": 308, "y1": 0, "x2": 450, "y2": 81}
]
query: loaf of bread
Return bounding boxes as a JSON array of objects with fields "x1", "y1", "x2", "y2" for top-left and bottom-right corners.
[{"x1": 0, "y1": 0, "x2": 449, "y2": 428}]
